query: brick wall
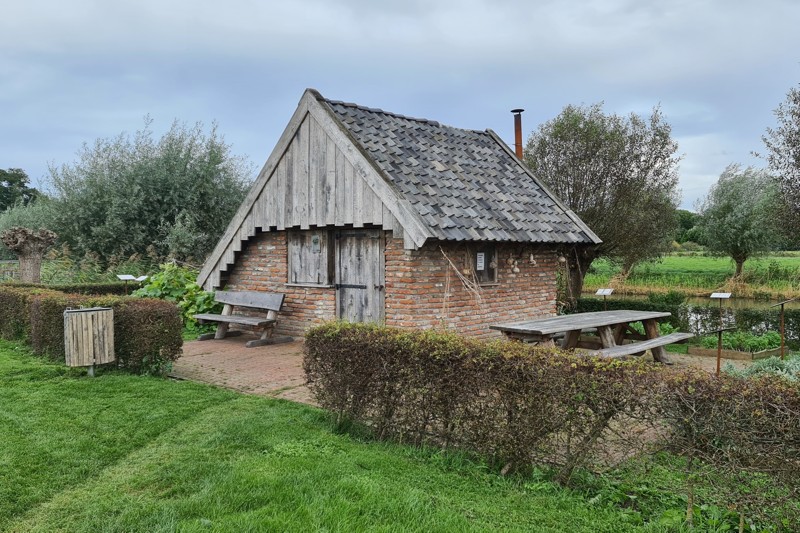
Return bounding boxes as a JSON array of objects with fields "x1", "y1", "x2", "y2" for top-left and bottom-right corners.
[
  {"x1": 225, "y1": 230, "x2": 559, "y2": 338},
  {"x1": 384, "y1": 237, "x2": 558, "y2": 338},
  {"x1": 225, "y1": 231, "x2": 336, "y2": 337}
]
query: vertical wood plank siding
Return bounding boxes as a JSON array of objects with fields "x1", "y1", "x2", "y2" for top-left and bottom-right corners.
[{"x1": 204, "y1": 110, "x2": 402, "y2": 290}]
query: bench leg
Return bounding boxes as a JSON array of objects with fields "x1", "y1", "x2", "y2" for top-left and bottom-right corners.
[
  {"x1": 643, "y1": 319, "x2": 673, "y2": 365},
  {"x1": 214, "y1": 322, "x2": 230, "y2": 340},
  {"x1": 244, "y1": 325, "x2": 293, "y2": 348}
]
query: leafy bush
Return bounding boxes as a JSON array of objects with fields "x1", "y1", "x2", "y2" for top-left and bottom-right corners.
[
  {"x1": 724, "y1": 356, "x2": 800, "y2": 381},
  {"x1": 699, "y1": 330, "x2": 781, "y2": 352},
  {"x1": 133, "y1": 263, "x2": 220, "y2": 332}
]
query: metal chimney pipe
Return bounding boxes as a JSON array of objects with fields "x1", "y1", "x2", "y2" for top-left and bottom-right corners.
[{"x1": 511, "y1": 108, "x2": 524, "y2": 159}]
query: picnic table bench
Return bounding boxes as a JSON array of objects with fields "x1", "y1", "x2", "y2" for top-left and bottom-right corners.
[
  {"x1": 491, "y1": 310, "x2": 694, "y2": 364},
  {"x1": 194, "y1": 290, "x2": 293, "y2": 348}
]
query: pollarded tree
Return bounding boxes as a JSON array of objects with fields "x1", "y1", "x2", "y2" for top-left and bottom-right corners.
[
  {"x1": 524, "y1": 103, "x2": 681, "y2": 300},
  {"x1": 761, "y1": 83, "x2": 800, "y2": 233},
  {"x1": 1, "y1": 226, "x2": 57, "y2": 283},
  {"x1": 698, "y1": 164, "x2": 783, "y2": 277},
  {"x1": 46, "y1": 117, "x2": 253, "y2": 265}
]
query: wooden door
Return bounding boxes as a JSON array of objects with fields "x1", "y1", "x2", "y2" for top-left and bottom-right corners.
[{"x1": 335, "y1": 229, "x2": 384, "y2": 323}]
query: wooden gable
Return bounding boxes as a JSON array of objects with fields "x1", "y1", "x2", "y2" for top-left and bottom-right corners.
[{"x1": 198, "y1": 91, "x2": 431, "y2": 290}]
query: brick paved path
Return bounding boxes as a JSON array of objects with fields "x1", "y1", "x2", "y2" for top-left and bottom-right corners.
[{"x1": 172, "y1": 336, "x2": 314, "y2": 404}]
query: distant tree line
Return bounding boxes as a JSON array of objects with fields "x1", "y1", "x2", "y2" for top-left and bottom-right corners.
[{"x1": 0, "y1": 118, "x2": 253, "y2": 265}]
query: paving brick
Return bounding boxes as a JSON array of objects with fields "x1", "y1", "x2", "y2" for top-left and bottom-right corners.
[{"x1": 171, "y1": 336, "x2": 315, "y2": 405}]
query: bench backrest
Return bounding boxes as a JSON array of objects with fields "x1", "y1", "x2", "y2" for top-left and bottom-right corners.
[{"x1": 214, "y1": 291, "x2": 285, "y2": 311}]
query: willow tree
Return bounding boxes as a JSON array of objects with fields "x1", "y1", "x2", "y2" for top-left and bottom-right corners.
[
  {"x1": 698, "y1": 165, "x2": 783, "y2": 277},
  {"x1": 0, "y1": 226, "x2": 57, "y2": 283},
  {"x1": 761, "y1": 83, "x2": 800, "y2": 236},
  {"x1": 524, "y1": 103, "x2": 681, "y2": 300},
  {"x1": 46, "y1": 118, "x2": 253, "y2": 265}
]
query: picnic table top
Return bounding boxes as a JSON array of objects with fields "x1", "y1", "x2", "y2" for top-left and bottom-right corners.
[{"x1": 490, "y1": 310, "x2": 672, "y2": 336}]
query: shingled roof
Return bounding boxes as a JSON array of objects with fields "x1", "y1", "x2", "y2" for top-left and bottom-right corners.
[{"x1": 316, "y1": 92, "x2": 600, "y2": 245}]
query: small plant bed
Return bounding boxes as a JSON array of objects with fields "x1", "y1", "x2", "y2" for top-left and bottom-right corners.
[{"x1": 689, "y1": 330, "x2": 783, "y2": 361}]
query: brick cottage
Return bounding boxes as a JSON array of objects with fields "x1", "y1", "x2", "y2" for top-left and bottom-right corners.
[{"x1": 197, "y1": 89, "x2": 600, "y2": 338}]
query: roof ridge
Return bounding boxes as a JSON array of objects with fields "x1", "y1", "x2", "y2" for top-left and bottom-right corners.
[
  {"x1": 324, "y1": 96, "x2": 442, "y2": 127},
  {"x1": 322, "y1": 95, "x2": 486, "y2": 135}
]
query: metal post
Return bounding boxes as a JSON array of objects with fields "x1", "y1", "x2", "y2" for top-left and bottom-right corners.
[
  {"x1": 770, "y1": 297, "x2": 797, "y2": 361},
  {"x1": 717, "y1": 330, "x2": 723, "y2": 376},
  {"x1": 780, "y1": 302, "x2": 786, "y2": 360}
]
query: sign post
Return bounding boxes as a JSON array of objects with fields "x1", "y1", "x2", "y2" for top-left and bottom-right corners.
[{"x1": 595, "y1": 288, "x2": 614, "y2": 311}]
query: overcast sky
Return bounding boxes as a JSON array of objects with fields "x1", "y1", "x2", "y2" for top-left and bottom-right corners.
[{"x1": 2, "y1": 0, "x2": 799, "y2": 210}]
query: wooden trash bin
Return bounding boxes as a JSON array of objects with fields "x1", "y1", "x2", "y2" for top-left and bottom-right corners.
[{"x1": 64, "y1": 307, "x2": 115, "y2": 376}]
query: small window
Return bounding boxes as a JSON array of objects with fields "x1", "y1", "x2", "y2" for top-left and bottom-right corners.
[
  {"x1": 470, "y1": 244, "x2": 497, "y2": 285},
  {"x1": 287, "y1": 230, "x2": 334, "y2": 285}
]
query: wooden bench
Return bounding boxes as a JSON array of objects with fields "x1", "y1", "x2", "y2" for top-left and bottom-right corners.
[
  {"x1": 194, "y1": 291, "x2": 293, "y2": 348},
  {"x1": 588, "y1": 332, "x2": 694, "y2": 359}
]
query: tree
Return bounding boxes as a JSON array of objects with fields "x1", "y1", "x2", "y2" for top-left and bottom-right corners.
[
  {"x1": 0, "y1": 168, "x2": 39, "y2": 212},
  {"x1": 1, "y1": 227, "x2": 57, "y2": 283},
  {"x1": 698, "y1": 165, "x2": 783, "y2": 277},
  {"x1": 0, "y1": 198, "x2": 56, "y2": 260},
  {"x1": 761, "y1": 83, "x2": 800, "y2": 231},
  {"x1": 524, "y1": 103, "x2": 681, "y2": 300},
  {"x1": 675, "y1": 209, "x2": 701, "y2": 243},
  {"x1": 46, "y1": 118, "x2": 253, "y2": 265}
]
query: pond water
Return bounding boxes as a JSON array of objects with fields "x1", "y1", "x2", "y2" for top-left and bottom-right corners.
[
  {"x1": 584, "y1": 292, "x2": 800, "y2": 310},
  {"x1": 581, "y1": 292, "x2": 800, "y2": 343}
]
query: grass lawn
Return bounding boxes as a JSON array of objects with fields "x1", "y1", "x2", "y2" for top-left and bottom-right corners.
[
  {"x1": 0, "y1": 339, "x2": 685, "y2": 532},
  {"x1": 584, "y1": 253, "x2": 800, "y2": 298}
]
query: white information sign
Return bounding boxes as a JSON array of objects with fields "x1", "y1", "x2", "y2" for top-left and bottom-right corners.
[{"x1": 476, "y1": 252, "x2": 485, "y2": 271}]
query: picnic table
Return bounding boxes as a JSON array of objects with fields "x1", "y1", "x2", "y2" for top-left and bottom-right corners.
[{"x1": 490, "y1": 310, "x2": 694, "y2": 364}]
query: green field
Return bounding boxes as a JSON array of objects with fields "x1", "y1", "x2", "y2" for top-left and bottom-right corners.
[
  {"x1": 584, "y1": 253, "x2": 800, "y2": 298},
  {"x1": 2, "y1": 340, "x2": 707, "y2": 532}
]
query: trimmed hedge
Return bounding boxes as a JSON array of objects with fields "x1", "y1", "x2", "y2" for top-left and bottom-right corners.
[
  {"x1": 0, "y1": 285, "x2": 182, "y2": 374},
  {"x1": 0, "y1": 286, "x2": 63, "y2": 341},
  {"x1": 305, "y1": 322, "x2": 800, "y2": 525},
  {"x1": 1, "y1": 281, "x2": 131, "y2": 295},
  {"x1": 305, "y1": 322, "x2": 657, "y2": 482}
]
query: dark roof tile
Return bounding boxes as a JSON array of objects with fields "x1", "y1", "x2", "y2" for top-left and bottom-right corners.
[{"x1": 323, "y1": 97, "x2": 597, "y2": 244}]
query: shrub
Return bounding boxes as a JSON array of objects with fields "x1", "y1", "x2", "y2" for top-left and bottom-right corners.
[
  {"x1": 0, "y1": 285, "x2": 62, "y2": 341},
  {"x1": 651, "y1": 370, "x2": 800, "y2": 525},
  {"x1": 4, "y1": 281, "x2": 130, "y2": 295},
  {"x1": 28, "y1": 292, "x2": 182, "y2": 375},
  {"x1": 133, "y1": 263, "x2": 220, "y2": 333},
  {"x1": 724, "y1": 356, "x2": 800, "y2": 381},
  {"x1": 304, "y1": 322, "x2": 657, "y2": 483},
  {"x1": 699, "y1": 330, "x2": 781, "y2": 352}
]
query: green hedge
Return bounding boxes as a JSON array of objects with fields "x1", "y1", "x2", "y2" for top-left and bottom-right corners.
[
  {"x1": 1, "y1": 281, "x2": 131, "y2": 295},
  {"x1": 0, "y1": 285, "x2": 182, "y2": 374}
]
